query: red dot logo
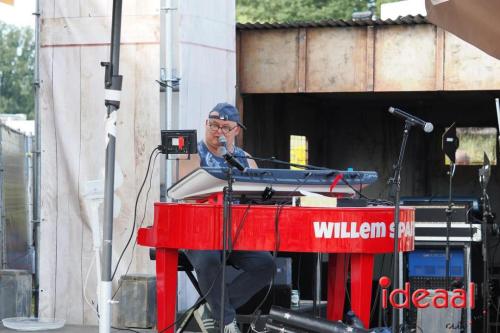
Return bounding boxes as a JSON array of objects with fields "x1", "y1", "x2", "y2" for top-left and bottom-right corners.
[{"x1": 379, "y1": 276, "x2": 391, "y2": 288}]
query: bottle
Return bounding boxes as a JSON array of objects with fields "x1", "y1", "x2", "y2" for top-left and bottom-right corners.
[{"x1": 291, "y1": 290, "x2": 300, "y2": 308}]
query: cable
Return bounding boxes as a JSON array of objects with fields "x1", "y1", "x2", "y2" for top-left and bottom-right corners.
[
  {"x1": 344, "y1": 254, "x2": 351, "y2": 307},
  {"x1": 112, "y1": 150, "x2": 161, "y2": 299},
  {"x1": 111, "y1": 326, "x2": 141, "y2": 333},
  {"x1": 154, "y1": 198, "x2": 258, "y2": 333},
  {"x1": 370, "y1": 254, "x2": 385, "y2": 322},
  {"x1": 83, "y1": 256, "x2": 99, "y2": 316},
  {"x1": 245, "y1": 206, "x2": 282, "y2": 333},
  {"x1": 246, "y1": 174, "x2": 313, "y2": 333},
  {"x1": 111, "y1": 147, "x2": 160, "y2": 281},
  {"x1": 234, "y1": 154, "x2": 390, "y2": 205}
]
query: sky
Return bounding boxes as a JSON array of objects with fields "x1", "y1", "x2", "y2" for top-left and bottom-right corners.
[{"x1": 0, "y1": 0, "x2": 36, "y2": 27}]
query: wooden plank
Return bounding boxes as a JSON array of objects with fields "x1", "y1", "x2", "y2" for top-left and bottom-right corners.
[
  {"x1": 236, "y1": 32, "x2": 244, "y2": 147},
  {"x1": 54, "y1": 0, "x2": 80, "y2": 18},
  {"x1": 41, "y1": 16, "x2": 161, "y2": 47},
  {"x1": 239, "y1": 30, "x2": 299, "y2": 93},
  {"x1": 132, "y1": 44, "x2": 160, "y2": 276},
  {"x1": 374, "y1": 24, "x2": 437, "y2": 91},
  {"x1": 79, "y1": 45, "x2": 108, "y2": 325},
  {"x1": 444, "y1": 32, "x2": 500, "y2": 90},
  {"x1": 41, "y1": 0, "x2": 55, "y2": 19},
  {"x1": 179, "y1": 42, "x2": 235, "y2": 132},
  {"x1": 51, "y1": 46, "x2": 83, "y2": 324},
  {"x1": 306, "y1": 27, "x2": 368, "y2": 92},
  {"x1": 38, "y1": 47, "x2": 57, "y2": 320},
  {"x1": 79, "y1": 0, "x2": 109, "y2": 17}
]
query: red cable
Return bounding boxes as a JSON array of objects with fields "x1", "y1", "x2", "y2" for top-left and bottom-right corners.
[{"x1": 329, "y1": 173, "x2": 344, "y2": 193}]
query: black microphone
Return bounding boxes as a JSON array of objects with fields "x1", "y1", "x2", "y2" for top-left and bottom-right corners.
[
  {"x1": 388, "y1": 107, "x2": 434, "y2": 133},
  {"x1": 218, "y1": 136, "x2": 245, "y2": 171}
]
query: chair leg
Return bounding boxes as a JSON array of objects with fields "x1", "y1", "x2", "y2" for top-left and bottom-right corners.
[{"x1": 185, "y1": 270, "x2": 203, "y2": 297}]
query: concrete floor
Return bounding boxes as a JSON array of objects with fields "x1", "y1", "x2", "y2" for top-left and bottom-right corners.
[{"x1": 0, "y1": 325, "x2": 194, "y2": 333}]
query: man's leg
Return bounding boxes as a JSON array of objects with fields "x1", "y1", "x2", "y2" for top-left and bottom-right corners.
[
  {"x1": 227, "y1": 251, "x2": 275, "y2": 310},
  {"x1": 185, "y1": 250, "x2": 232, "y2": 325}
]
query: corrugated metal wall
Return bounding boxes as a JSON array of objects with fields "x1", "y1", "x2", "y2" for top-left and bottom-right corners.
[{"x1": 0, "y1": 125, "x2": 33, "y2": 271}]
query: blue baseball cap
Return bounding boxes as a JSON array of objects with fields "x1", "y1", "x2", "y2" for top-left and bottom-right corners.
[{"x1": 208, "y1": 103, "x2": 246, "y2": 130}]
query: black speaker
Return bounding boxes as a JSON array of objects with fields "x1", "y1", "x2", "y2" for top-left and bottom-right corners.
[{"x1": 237, "y1": 285, "x2": 292, "y2": 314}]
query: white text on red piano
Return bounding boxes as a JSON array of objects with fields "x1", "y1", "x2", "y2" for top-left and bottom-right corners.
[{"x1": 313, "y1": 221, "x2": 413, "y2": 239}]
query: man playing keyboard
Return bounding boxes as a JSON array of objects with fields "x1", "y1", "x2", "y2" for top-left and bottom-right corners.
[{"x1": 179, "y1": 103, "x2": 274, "y2": 333}]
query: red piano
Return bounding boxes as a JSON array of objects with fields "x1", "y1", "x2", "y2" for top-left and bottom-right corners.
[{"x1": 137, "y1": 168, "x2": 415, "y2": 332}]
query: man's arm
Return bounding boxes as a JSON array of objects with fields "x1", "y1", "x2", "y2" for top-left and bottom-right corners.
[
  {"x1": 245, "y1": 153, "x2": 258, "y2": 169},
  {"x1": 176, "y1": 154, "x2": 201, "y2": 180}
]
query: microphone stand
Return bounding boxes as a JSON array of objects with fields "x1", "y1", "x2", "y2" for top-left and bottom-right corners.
[
  {"x1": 445, "y1": 163, "x2": 455, "y2": 291},
  {"x1": 388, "y1": 120, "x2": 413, "y2": 333},
  {"x1": 479, "y1": 156, "x2": 492, "y2": 333},
  {"x1": 220, "y1": 164, "x2": 234, "y2": 333}
]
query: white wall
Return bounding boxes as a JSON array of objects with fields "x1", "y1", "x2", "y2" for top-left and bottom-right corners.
[
  {"x1": 39, "y1": 0, "x2": 236, "y2": 325},
  {"x1": 39, "y1": 0, "x2": 160, "y2": 325},
  {"x1": 175, "y1": 0, "x2": 237, "y2": 311}
]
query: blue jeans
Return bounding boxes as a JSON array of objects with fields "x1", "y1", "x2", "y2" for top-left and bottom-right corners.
[{"x1": 185, "y1": 250, "x2": 275, "y2": 325}]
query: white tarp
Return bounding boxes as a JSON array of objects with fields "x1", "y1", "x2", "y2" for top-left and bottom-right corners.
[
  {"x1": 39, "y1": 0, "x2": 236, "y2": 325},
  {"x1": 176, "y1": 0, "x2": 236, "y2": 311}
]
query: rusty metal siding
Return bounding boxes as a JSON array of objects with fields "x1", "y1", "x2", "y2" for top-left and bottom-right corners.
[
  {"x1": 306, "y1": 27, "x2": 368, "y2": 92},
  {"x1": 374, "y1": 24, "x2": 437, "y2": 91},
  {"x1": 444, "y1": 32, "x2": 500, "y2": 91},
  {"x1": 238, "y1": 21, "x2": 500, "y2": 94},
  {"x1": 239, "y1": 30, "x2": 299, "y2": 93}
]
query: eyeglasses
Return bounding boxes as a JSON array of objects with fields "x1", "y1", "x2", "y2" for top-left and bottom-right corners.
[{"x1": 207, "y1": 121, "x2": 237, "y2": 134}]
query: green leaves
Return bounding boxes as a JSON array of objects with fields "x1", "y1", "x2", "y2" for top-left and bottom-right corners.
[
  {"x1": 236, "y1": 0, "x2": 398, "y2": 23},
  {"x1": 0, "y1": 22, "x2": 34, "y2": 119},
  {"x1": 237, "y1": 0, "x2": 370, "y2": 23}
]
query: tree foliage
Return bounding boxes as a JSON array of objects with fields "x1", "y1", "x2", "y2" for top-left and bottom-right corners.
[
  {"x1": 237, "y1": 0, "x2": 397, "y2": 23},
  {"x1": 0, "y1": 22, "x2": 34, "y2": 119}
]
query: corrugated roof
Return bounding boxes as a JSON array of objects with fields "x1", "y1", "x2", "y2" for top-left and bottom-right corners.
[{"x1": 237, "y1": 14, "x2": 428, "y2": 30}]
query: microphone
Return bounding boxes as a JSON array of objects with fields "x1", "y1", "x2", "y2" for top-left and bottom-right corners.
[
  {"x1": 388, "y1": 107, "x2": 434, "y2": 133},
  {"x1": 218, "y1": 136, "x2": 245, "y2": 171}
]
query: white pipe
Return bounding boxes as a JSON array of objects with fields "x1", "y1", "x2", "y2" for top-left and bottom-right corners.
[
  {"x1": 160, "y1": 0, "x2": 176, "y2": 199},
  {"x1": 99, "y1": 281, "x2": 112, "y2": 333}
]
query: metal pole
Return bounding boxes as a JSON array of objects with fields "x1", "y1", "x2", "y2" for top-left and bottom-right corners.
[
  {"x1": 100, "y1": 1, "x2": 123, "y2": 333},
  {"x1": 390, "y1": 121, "x2": 412, "y2": 333},
  {"x1": 445, "y1": 163, "x2": 455, "y2": 290},
  {"x1": 313, "y1": 253, "x2": 322, "y2": 317},
  {"x1": 482, "y1": 186, "x2": 490, "y2": 333},
  {"x1": 33, "y1": 0, "x2": 41, "y2": 317},
  {"x1": 159, "y1": 0, "x2": 176, "y2": 201},
  {"x1": 220, "y1": 167, "x2": 233, "y2": 332}
]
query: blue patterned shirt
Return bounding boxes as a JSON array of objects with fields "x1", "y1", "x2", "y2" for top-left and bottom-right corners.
[{"x1": 198, "y1": 141, "x2": 250, "y2": 168}]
